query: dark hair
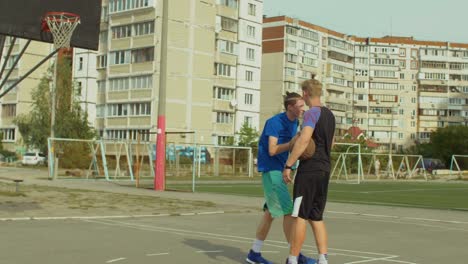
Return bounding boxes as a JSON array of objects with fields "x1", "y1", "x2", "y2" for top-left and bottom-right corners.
[{"x1": 283, "y1": 91, "x2": 302, "y2": 111}]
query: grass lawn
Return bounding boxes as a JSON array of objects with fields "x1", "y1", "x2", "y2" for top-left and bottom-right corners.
[{"x1": 166, "y1": 181, "x2": 468, "y2": 211}]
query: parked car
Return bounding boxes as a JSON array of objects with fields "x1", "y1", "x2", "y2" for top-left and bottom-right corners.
[
  {"x1": 416, "y1": 158, "x2": 446, "y2": 173},
  {"x1": 22, "y1": 152, "x2": 47, "y2": 165}
]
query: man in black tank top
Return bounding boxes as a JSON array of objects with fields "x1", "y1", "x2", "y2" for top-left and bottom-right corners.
[{"x1": 283, "y1": 78, "x2": 335, "y2": 264}]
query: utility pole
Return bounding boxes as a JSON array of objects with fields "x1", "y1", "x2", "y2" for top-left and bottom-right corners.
[{"x1": 154, "y1": 0, "x2": 169, "y2": 191}]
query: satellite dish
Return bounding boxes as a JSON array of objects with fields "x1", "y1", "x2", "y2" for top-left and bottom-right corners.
[{"x1": 230, "y1": 99, "x2": 237, "y2": 107}]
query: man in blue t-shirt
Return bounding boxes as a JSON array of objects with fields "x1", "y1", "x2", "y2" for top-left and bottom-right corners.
[{"x1": 246, "y1": 92, "x2": 312, "y2": 264}]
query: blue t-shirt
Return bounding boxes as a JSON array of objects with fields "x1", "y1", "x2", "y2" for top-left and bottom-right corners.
[{"x1": 257, "y1": 112, "x2": 298, "y2": 172}]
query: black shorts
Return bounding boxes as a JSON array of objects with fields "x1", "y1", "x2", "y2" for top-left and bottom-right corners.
[{"x1": 292, "y1": 170, "x2": 330, "y2": 221}]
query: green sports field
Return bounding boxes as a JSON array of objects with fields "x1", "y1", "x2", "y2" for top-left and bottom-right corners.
[{"x1": 166, "y1": 181, "x2": 468, "y2": 211}]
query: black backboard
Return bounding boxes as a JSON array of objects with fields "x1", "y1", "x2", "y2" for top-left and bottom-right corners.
[{"x1": 0, "y1": 0, "x2": 101, "y2": 50}]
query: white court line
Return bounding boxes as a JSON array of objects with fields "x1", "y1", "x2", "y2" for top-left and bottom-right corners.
[
  {"x1": 84, "y1": 218, "x2": 400, "y2": 260},
  {"x1": 106, "y1": 257, "x2": 126, "y2": 263},
  {"x1": 195, "y1": 250, "x2": 224, "y2": 253},
  {"x1": 146, "y1": 252, "x2": 169, "y2": 256},
  {"x1": 328, "y1": 210, "x2": 468, "y2": 225},
  {"x1": 0, "y1": 211, "x2": 225, "y2": 221},
  {"x1": 357, "y1": 187, "x2": 468, "y2": 194}
]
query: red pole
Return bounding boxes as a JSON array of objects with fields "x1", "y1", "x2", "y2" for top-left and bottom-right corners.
[
  {"x1": 154, "y1": 0, "x2": 168, "y2": 191},
  {"x1": 154, "y1": 117, "x2": 166, "y2": 190}
]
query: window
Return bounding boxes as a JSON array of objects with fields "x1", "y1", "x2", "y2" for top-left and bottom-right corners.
[
  {"x1": 215, "y1": 63, "x2": 232, "y2": 77},
  {"x1": 109, "y1": 0, "x2": 152, "y2": 13},
  {"x1": 1, "y1": 128, "x2": 15, "y2": 141},
  {"x1": 109, "y1": 77, "x2": 130, "y2": 91},
  {"x1": 132, "y1": 47, "x2": 154, "y2": 63},
  {"x1": 216, "y1": 112, "x2": 233, "y2": 123},
  {"x1": 112, "y1": 24, "x2": 132, "y2": 39},
  {"x1": 411, "y1": 49, "x2": 418, "y2": 58},
  {"x1": 399, "y1": 60, "x2": 406, "y2": 68},
  {"x1": 412, "y1": 85, "x2": 417, "y2": 91},
  {"x1": 302, "y1": 57, "x2": 317, "y2": 66},
  {"x1": 286, "y1": 26, "x2": 297, "y2": 36},
  {"x1": 217, "y1": 40, "x2": 237, "y2": 54},
  {"x1": 213, "y1": 87, "x2": 234, "y2": 100},
  {"x1": 97, "y1": 55, "x2": 107, "y2": 68},
  {"x1": 132, "y1": 75, "x2": 152, "y2": 89},
  {"x1": 1, "y1": 104, "x2": 16, "y2": 118},
  {"x1": 285, "y1": 67, "x2": 295, "y2": 76},
  {"x1": 76, "y1": 82, "x2": 82, "y2": 96},
  {"x1": 248, "y1": 3, "x2": 256, "y2": 16},
  {"x1": 78, "y1": 57, "x2": 83, "y2": 71},
  {"x1": 370, "y1": 82, "x2": 398, "y2": 90},
  {"x1": 244, "y1": 116, "x2": 253, "y2": 127},
  {"x1": 247, "y1": 25, "x2": 255, "y2": 38},
  {"x1": 356, "y1": 81, "x2": 366, "y2": 89},
  {"x1": 410, "y1": 60, "x2": 418, "y2": 69},
  {"x1": 221, "y1": 17, "x2": 238, "y2": 32},
  {"x1": 4, "y1": 55, "x2": 19, "y2": 69},
  {"x1": 218, "y1": 0, "x2": 238, "y2": 8},
  {"x1": 412, "y1": 97, "x2": 416, "y2": 103},
  {"x1": 246, "y1": 48, "x2": 255, "y2": 61},
  {"x1": 355, "y1": 69, "x2": 368, "y2": 76},
  {"x1": 400, "y1": 73, "x2": 405, "y2": 79},
  {"x1": 373, "y1": 70, "x2": 395, "y2": 78},
  {"x1": 110, "y1": 50, "x2": 131, "y2": 65},
  {"x1": 245, "y1": 70, "x2": 253, "y2": 82},
  {"x1": 287, "y1": 40, "x2": 296, "y2": 48},
  {"x1": 244, "y1": 93, "x2": 253, "y2": 105},
  {"x1": 133, "y1": 21, "x2": 154, "y2": 36},
  {"x1": 399, "y1": 48, "x2": 406, "y2": 57},
  {"x1": 3, "y1": 80, "x2": 18, "y2": 93},
  {"x1": 129, "y1": 102, "x2": 151, "y2": 116},
  {"x1": 411, "y1": 121, "x2": 416, "y2": 127},
  {"x1": 286, "y1": 53, "x2": 297, "y2": 63}
]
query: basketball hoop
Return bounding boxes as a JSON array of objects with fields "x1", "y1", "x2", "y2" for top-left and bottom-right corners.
[{"x1": 41, "y1": 12, "x2": 81, "y2": 49}]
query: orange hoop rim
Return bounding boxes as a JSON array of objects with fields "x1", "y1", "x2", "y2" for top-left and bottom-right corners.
[{"x1": 41, "y1": 12, "x2": 81, "y2": 32}]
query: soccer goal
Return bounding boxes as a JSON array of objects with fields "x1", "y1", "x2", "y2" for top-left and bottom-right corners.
[
  {"x1": 330, "y1": 143, "x2": 363, "y2": 184},
  {"x1": 48, "y1": 137, "x2": 109, "y2": 180},
  {"x1": 450, "y1": 155, "x2": 468, "y2": 179}
]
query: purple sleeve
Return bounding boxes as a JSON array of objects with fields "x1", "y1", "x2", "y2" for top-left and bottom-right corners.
[{"x1": 303, "y1": 107, "x2": 321, "y2": 128}]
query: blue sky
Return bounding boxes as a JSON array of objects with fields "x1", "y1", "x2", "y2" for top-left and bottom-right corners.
[{"x1": 263, "y1": 0, "x2": 468, "y2": 43}]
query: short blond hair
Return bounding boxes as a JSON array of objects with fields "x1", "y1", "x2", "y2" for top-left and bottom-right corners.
[{"x1": 301, "y1": 75, "x2": 322, "y2": 98}]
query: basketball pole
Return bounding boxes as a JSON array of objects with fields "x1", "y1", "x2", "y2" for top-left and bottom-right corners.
[{"x1": 155, "y1": 0, "x2": 169, "y2": 191}]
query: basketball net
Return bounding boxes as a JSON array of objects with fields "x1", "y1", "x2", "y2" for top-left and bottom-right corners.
[{"x1": 42, "y1": 12, "x2": 81, "y2": 49}]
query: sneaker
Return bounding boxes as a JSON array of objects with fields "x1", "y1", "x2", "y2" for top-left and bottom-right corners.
[
  {"x1": 246, "y1": 250, "x2": 273, "y2": 264},
  {"x1": 298, "y1": 253, "x2": 317, "y2": 264}
]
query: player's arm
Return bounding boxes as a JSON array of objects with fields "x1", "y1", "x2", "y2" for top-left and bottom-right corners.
[
  {"x1": 268, "y1": 136, "x2": 290, "y2": 156},
  {"x1": 284, "y1": 126, "x2": 313, "y2": 166}
]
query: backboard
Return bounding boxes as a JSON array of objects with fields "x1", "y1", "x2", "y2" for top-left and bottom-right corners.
[{"x1": 0, "y1": 0, "x2": 101, "y2": 50}]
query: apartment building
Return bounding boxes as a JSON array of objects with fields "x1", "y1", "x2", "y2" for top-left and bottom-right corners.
[
  {"x1": 262, "y1": 16, "x2": 468, "y2": 152},
  {"x1": 98, "y1": 0, "x2": 263, "y2": 145},
  {"x1": 73, "y1": 48, "x2": 98, "y2": 125},
  {"x1": 0, "y1": 38, "x2": 53, "y2": 151}
]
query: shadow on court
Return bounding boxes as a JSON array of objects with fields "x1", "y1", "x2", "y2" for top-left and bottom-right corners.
[{"x1": 183, "y1": 238, "x2": 246, "y2": 263}]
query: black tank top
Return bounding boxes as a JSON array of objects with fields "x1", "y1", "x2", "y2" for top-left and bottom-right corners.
[{"x1": 298, "y1": 106, "x2": 336, "y2": 173}]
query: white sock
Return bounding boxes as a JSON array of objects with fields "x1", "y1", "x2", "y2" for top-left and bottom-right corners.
[
  {"x1": 288, "y1": 255, "x2": 298, "y2": 264},
  {"x1": 252, "y1": 239, "x2": 263, "y2": 253},
  {"x1": 318, "y1": 253, "x2": 328, "y2": 264}
]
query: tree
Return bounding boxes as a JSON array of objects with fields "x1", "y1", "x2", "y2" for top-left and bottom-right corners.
[
  {"x1": 14, "y1": 55, "x2": 95, "y2": 155},
  {"x1": 237, "y1": 122, "x2": 259, "y2": 148},
  {"x1": 429, "y1": 126, "x2": 468, "y2": 166}
]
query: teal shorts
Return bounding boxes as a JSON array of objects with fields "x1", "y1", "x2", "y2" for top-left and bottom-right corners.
[{"x1": 262, "y1": 170, "x2": 293, "y2": 218}]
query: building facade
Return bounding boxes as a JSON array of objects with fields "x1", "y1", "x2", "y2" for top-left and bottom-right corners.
[
  {"x1": 0, "y1": 38, "x2": 53, "y2": 151},
  {"x1": 96, "y1": 0, "x2": 263, "y2": 145},
  {"x1": 262, "y1": 16, "x2": 468, "y2": 152}
]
